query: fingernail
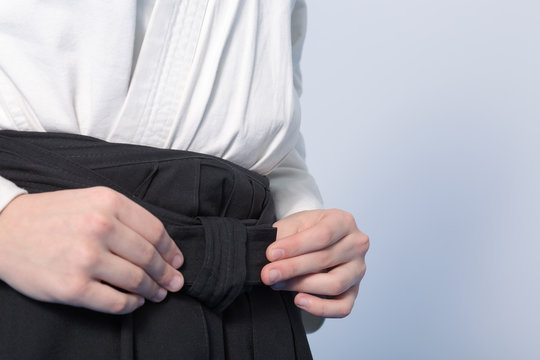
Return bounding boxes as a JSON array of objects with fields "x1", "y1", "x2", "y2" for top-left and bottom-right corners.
[
  {"x1": 137, "y1": 297, "x2": 145, "y2": 307},
  {"x1": 271, "y1": 281, "x2": 285, "y2": 290},
  {"x1": 297, "y1": 297, "x2": 310, "y2": 308},
  {"x1": 270, "y1": 249, "x2": 284, "y2": 261},
  {"x1": 168, "y1": 275, "x2": 183, "y2": 292},
  {"x1": 268, "y1": 269, "x2": 281, "y2": 284},
  {"x1": 154, "y1": 288, "x2": 167, "y2": 302},
  {"x1": 172, "y1": 254, "x2": 183, "y2": 269}
]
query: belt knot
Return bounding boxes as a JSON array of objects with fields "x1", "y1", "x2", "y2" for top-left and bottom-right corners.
[{"x1": 187, "y1": 217, "x2": 248, "y2": 312}]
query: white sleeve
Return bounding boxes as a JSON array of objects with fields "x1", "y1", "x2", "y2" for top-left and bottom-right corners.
[
  {"x1": 267, "y1": 135, "x2": 323, "y2": 219},
  {"x1": 267, "y1": 0, "x2": 327, "y2": 333},
  {"x1": 267, "y1": 0, "x2": 323, "y2": 220},
  {"x1": 0, "y1": 176, "x2": 27, "y2": 213}
]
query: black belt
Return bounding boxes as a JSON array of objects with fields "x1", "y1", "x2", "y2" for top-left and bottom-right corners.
[{"x1": 0, "y1": 131, "x2": 312, "y2": 360}]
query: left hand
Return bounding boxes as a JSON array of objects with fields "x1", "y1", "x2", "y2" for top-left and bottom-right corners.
[{"x1": 261, "y1": 209, "x2": 369, "y2": 318}]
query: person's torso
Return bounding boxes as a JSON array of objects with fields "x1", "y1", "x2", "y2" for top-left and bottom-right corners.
[{"x1": 0, "y1": 0, "x2": 302, "y2": 174}]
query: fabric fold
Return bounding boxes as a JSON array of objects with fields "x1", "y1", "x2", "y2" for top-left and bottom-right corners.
[{"x1": 0, "y1": 130, "x2": 311, "y2": 360}]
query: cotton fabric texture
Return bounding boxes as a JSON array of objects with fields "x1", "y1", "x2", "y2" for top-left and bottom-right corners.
[{"x1": 0, "y1": 0, "x2": 323, "y2": 217}]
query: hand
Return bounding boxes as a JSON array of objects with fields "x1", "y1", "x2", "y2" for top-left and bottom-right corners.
[
  {"x1": 0, "y1": 186, "x2": 184, "y2": 314},
  {"x1": 261, "y1": 209, "x2": 369, "y2": 318}
]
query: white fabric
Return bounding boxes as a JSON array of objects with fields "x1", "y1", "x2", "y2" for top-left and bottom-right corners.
[
  {"x1": 0, "y1": 177, "x2": 27, "y2": 215},
  {"x1": 0, "y1": 0, "x2": 322, "y2": 218}
]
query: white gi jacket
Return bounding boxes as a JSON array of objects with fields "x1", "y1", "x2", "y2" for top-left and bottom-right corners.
[{"x1": 0, "y1": 0, "x2": 323, "y2": 219}]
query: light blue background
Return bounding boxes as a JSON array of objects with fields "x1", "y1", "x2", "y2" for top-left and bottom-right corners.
[{"x1": 301, "y1": 1, "x2": 540, "y2": 359}]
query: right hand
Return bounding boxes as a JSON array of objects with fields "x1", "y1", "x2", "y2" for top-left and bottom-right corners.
[{"x1": 0, "y1": 186, "x2": 184, "y2": 314}]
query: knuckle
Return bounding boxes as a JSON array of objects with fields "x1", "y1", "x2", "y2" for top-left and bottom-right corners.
[
  {"x1": 329, "y1": 278, "x2": 348, "y2": 296},
  {"x1": 286, "y1": 262, "x2": 299, "y2": 280},
  {"x1": 59, "y1": 277, "x2": 88, "y2": 303},
  {"x1": 353, "y1": 233, "x2": 370, "y2": 254},
  {"x1": 317, "y1": 296, "x2": 353, "y2": 318},
  {"x1": 129, "y1": 269, "x2": 147, "y2": 290},
  {"x1": 139, "y1": 243, "x2": 157, "y2": 267},
  {"x1": 317, "y1": 226, "x2": 334, "y2": 246},
  {"x1": 148, "y1": 221, "x2": 166, "y2": 245},
  {"x1": 361, "y1": 233, "x2": 370, "y2": 247},
  {"x1": 284, "y1": 240, "x2": 301, "y2": 258},
  {"x1": 109, "y1": 296, "x2": 130, "y2": 314},
  {"x1": 156, "y1": 268, "x2": 170, "y2": 285},
  {"x1": 353, "y1": 263, "x2": 367, "y2": 282},
  {"x1": 359, "y1": 263, "x2": 367, "y2": 278},
  {"x1": 76, "y1": 243, "x2": 101, "y2": 270},
  {"x1": 318, "y1": 251, "x2": 333, "y2": 268},
  {"x1": 336, "y1": 303, "x2": 353, "y2": 318},
  {"x1": 319, "y1": 301, "x2": 330, "y2": 318},
  {"x1": 83, "y1": 212, "x2": 114, "y2": 237},
  {"x1": 91, "y1": 186, "x2": 122, "y2": 210},
  {"x1": 340, "y1": 210, "x2": 356, "y2": 227}
]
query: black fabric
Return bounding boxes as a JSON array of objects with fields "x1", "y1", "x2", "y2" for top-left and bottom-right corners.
[{"x1": 0, "y1": 130, "x2": 312, "y2": 360}]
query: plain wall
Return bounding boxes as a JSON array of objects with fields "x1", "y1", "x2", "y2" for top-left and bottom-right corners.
[{"x1": 301, "y1": 1, "x2": 540, "y2": 359}]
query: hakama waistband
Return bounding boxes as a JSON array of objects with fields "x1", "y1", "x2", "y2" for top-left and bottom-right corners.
[{"x1": 0, "y1": 131, "x2": 312, "y2": 360}]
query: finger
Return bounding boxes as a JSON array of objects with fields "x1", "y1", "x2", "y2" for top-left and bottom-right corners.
[
  {"x1": 116, "y1": 197, "x2": 183, "y2": 267},
  {"x1": 272, "y1": 211, "x2": 320, "y2": 240},
  {"x1": 93, "y1": 253, "x2": 168, "y2": 303},
  {"x1": 294, "y1": 284, "x2": 359, "y2": 318},
  {"x1": 268, "y1": 210, "x2": 355, "y2": 261},
  {"x1": 97, "y1": 188, "x2": 183, "y2": 268},
  {"x1": 271, "y1": 261, "x2": 366, "y2": 296},
  {"x1": 105, "y1": 222, "x2": 184, "y2": 292},
  {"x1": 262, "y1": 234, "x2": 359, "y2": 285},
  {"x1": 76, "y1": 281, "x2": 145, "y2": 315}
]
